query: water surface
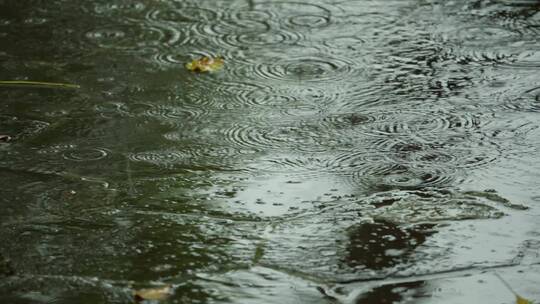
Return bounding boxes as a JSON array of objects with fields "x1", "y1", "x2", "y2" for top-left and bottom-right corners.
[{"x1": 1, "y1": 0, "x2": 540, "y2": 303}]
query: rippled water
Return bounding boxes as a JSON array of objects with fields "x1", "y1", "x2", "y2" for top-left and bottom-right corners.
[{"x1": 1, "y1": 0, "x2": 540, "y2": 303}]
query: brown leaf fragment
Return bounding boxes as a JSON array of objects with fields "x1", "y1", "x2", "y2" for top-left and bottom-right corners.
[{"x1": 133, "y1": 285, "x2": 173, "y2": 301}]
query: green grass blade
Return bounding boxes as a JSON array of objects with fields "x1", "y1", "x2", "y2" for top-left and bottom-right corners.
[{"x1": 0, "y1": 80, "x2": 80, "y2": 89}]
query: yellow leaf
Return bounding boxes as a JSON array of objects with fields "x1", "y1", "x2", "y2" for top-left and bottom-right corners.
[
  {"x1": 495, "y1": 272, "x2": 534, "y2": 304},
  {"x1": 516, "y1": 295, "x2": 533, "y2": 304},
  {"x1": 133, "y1": 285, "x2": 172, "y2": 301},
  {"x1": 185, "y1": 56, "x2": 224, "y2": 73}
]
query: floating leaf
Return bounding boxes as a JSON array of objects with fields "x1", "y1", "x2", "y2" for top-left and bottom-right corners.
[
  {"x1": 0, "y1": 80, "x2": 80, "y2": 89},
  {"x1": 133, "y1": 285, "x2": 172, "y2": 301},
  {"x1": 185, "y1": 56, "x2": 224, "y2": 72},
  {"x1": 0, "y1": 135, "x2": 10, "y2": 142},
  {"x1": 516, "y1": 295, "x2": 533, "y2": 304},
  {"x1": 494, "y1": 272, "x2": 534, "y2": 304}
]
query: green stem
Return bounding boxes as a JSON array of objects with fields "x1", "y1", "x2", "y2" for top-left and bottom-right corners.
[
  {"x1": 0, "y1": 80, "x2": 80, "y2": 89},
  {"x1": 494, "y1": 272, "x2": 517, "y2": 296}
]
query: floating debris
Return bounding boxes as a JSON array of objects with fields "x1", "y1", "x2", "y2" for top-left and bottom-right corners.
[
  {"x1": 185, "y1": 56, "x2": 224, "y2": 72},
  {"x1": 0, "y1": 80, "x2": 80, "y2": 89},
  {"x1": 0, "y1": 135, "x2": 11, "y2": 143},
  {"x1": 133, "y1": 284, "x2": 173, "y2": 301},
  {"x1": 494, "y1": 272, "x2": 534, "y2": 304}
]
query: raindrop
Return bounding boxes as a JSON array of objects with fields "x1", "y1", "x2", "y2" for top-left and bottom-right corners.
[{"x1": 63, "y1": 148, "x2": 109, "y2": 161}]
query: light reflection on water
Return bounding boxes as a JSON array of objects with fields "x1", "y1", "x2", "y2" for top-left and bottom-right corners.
[{"x1": 1, "y1": 0, "x2": 540, "y2": 303}]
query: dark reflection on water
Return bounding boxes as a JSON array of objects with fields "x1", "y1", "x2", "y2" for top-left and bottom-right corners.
[
  {"x1": 1, "y1": 0, "x2": 540, "y2": 303},
  {"x1": 344, "y1": 220, "x2": 436, "y2": 270},
  {"x1": 354, "y1": 281, "x2": 427, "y2": 304}
]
